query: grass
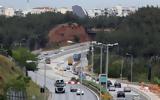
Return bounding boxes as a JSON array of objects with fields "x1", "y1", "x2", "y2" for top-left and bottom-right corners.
[
  {"x1": 0, "y1": 55, "x2": 43, "y2": 100},
  {"x1": 82, "y1": 80, "x2": 112, "y2": 100},
  {"x1": 26, "y1": 81, "x2": 44, "y2": 100}
]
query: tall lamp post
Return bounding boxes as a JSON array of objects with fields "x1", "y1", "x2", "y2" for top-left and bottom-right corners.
[
  {"x1": 105, "y1": 43, "x2": 118, "y2": 89},
  {"x1": 126, "y1": 53, "x2": 133, "y2": 83}
]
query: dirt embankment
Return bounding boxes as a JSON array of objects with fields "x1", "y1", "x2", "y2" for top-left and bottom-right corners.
[{"x1": 48, "y1": 23, "x2": 91, "y2": 45}]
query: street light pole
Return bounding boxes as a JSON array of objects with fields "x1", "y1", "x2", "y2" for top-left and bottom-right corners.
[
  {"x1": 100, "y1": 46, "x2": 103, "y2": 74},
  {"x1": 91, "y1": 44, "x2": 94, "y2": 80},
  {"x1": 105, "y1": 43, "x2": 118, "y2": 90},
  {"x1": 105, "y1": 45, "x2": 109, "y2": 90},
  {"x1": 126, "y1": 53, "x2": 133, "y2": 83},
  {"x1": 131, "y1": 55, "x2": 133, "y2": 83},
  {"x1": 44, "y1": 61, "x2": 47, "y2": 100},
  {"x1": 120, "y1": 59, "x2": 124, "y2": 80}
]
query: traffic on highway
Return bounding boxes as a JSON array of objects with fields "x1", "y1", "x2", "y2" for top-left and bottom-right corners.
[{"x1": 28, "y1": 42, "x2": 149, "y2": 100}]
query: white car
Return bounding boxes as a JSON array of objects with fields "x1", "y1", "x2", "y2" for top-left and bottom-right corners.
[
  {"x1": 108, "y1": 85, "x2": 116, "y2": 91},
  {"x1": 76, "y1": 89, "x2": 84, "y2": 95}
]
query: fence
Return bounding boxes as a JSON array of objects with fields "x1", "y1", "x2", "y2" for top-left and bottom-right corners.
[{"x1": 6, "y1": 88, "x2": 27, "y2": 100}]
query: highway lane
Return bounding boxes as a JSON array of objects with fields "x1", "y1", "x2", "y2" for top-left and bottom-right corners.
[
  {"x1": 28, "y1": 71, "x2": 98, "y2": 100},
  {"x1": 31, "y1": 42, "x2": 149, "y2": 100},
  {"x1": 108, "y1": 79, "x2": 147, "y2": 100},
  {"x1": 28, "y1": 43, "x2": 98, "y2": 100}
]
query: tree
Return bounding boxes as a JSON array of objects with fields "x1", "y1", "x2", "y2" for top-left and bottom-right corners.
[{"x1": 12, "y1": 47, "x2": 37, "y2": 71}]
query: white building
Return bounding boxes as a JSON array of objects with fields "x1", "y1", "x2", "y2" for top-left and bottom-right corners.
[
  {"x1": 108, "y1": 6, "x2": 137, "y2": 17},
  {"x1": 86, "y1": 9, "x2": 103, "y2": 17},
  {"x1": 4, "y1": 7, "x2": 15, "y2": 17},
  {"x1": 31, "y1": 7, "x2": 55, "y2": 14},
  {"x1": 0, "y1": 6, "x2": 5, "y2": 15},
  {"x1": 56, "y1": 7, "x2": 72, "y2": 14}
]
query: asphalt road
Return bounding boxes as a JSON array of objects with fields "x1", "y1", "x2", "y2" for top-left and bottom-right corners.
[
  {"x1": 108, "y1": 80, "x2": 147, "y2": 100},
  {"x1": 29, "y1": 42, "x2": 149, "y2": 100},
  {"x1": 28, "y1": 43, "x2": 98, "y2": 100},
  {"x1": 28, "y1": 71, "x2": 97, "y2": 100}
]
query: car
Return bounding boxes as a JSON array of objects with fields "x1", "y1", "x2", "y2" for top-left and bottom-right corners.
[
  {"x1": 124, "y1": 87, "x2": 131, "y2": 92},
  {"x1": 114, "y1": 81, "x2": 121, "y2": 88},
  {"x1": 108, "y1": 85, "x2": 115, "y2": 91},
  {"x1": 107, "y1": 80, "x2": 112, "y2": 87},
  {"x1": 55, "y1": 80, "x2": 66, "y2": 93},
  {"x1": 72, "y1": 71, "x2": 78, "y2": 75},
  {"x1": 117, "y1": 91, "x2": 125, "y2": 98},
  {"x1": 70, "y1": 87, "x2": 77, "y2": 92},
  {"x1": 76, "y1": 89, "x2": 84, "y2": 95}
]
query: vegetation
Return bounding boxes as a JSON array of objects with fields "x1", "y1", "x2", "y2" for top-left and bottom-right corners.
[
  {"x1": 82, "y1": 80, "x2": 112, "y2": 100},
  {"x1": 89, "y1": 6, "x2": 160, "y2": 83},
  {"x1": 0, "y1": 6, "x2": 160, "y2": 84},
  {"x1": 0, "y1": 55, "x2": 41, "y2": 100},
  {"x1": 12, "y1": 47, "x2": 37, "y2": 71}
]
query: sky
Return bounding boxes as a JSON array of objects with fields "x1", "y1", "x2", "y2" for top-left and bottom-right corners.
[{"x1": 0, "y1": 0, "x2": 159, "y2": 10}]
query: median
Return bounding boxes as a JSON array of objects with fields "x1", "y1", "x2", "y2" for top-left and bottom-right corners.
[{"x1": 82, "y1": 80, "x2": 112, "y2": 100}]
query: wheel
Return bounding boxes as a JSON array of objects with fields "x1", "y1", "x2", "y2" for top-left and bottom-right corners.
[{"x1": 55, "y1": 89, "x2": 57, "y2": 93}]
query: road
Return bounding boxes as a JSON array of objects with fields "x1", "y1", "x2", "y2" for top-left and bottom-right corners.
[
  {"x1": 28, "y1": 71, "x2": 97, "y2": 100},
  {"x1": 28, "y1": 43, "x2": 98, "y2": 100},
  {"x1": 108, "y1": 79, "x2": 146, "y2": 100},
  {"x1": 28, "y1": 42, "x2": 157, "y2": 100}
]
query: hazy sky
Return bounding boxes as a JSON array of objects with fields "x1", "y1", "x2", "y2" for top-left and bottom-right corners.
[{"x1": 0, "y1": 0, "x2": 159, "y2": 9}]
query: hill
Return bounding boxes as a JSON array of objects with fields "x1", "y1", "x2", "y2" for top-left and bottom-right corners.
[{"x1": 0, "y1": 55, "x2": 42, "y2": 100}]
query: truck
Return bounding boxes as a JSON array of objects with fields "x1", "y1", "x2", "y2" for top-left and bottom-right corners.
[
  {"x1": 68, "y1": 57, "x2": 73, "y2": 65},
  {"x1": 73, "y1": 54, "x2": 81, "y2": 62},
  {"x1": 55, "y1": 80, "x2": 66, "y2": 93}
]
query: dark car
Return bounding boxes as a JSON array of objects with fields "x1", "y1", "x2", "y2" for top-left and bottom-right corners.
[
  {"x1": 70, "y1": 87, "x2": 77, "y2": 92},
  {"x1": 114, "y1": 81, "x2": 121, "y2": 88},
  {"x1": 107, "y1": 80, "x2": 112, "y2": 87},
  {"x1": 124, "y1": 87, "x2": 131, "y2": 92},
  {"x1": 117, "y1": 91, "x2": 125, "y2": 98}
]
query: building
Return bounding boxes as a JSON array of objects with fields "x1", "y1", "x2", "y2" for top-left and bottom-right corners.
[
  {"x1": 4, "y1": 7, "x2": 14, "y2": 17},
  {"x1": 72, "y1": 5, "x2": 87, "y2": 18},
  {"x1": 86, "y1": 9, "x2": 104, "y2": 17},
  {"x1": 56, "y1": 7, "x2": 72, "y2": 14},
  {"x1": 31, "y1": 7, "x2": 55, "y2": 14},
  {"x1": 0, "y1": 6, "x2": 5, "y2": 15},
  {"x1": 15, "y1": 9, "x2": 24, "y2": 16},
  {"x1": 108, "y1": 6, "x2": 137, "y2": 17}
]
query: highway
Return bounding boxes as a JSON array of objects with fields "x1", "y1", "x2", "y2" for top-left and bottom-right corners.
[
  {"x1": 28, "y1": 43, "x2": 98, "y2": 100},
  {"x1": 28, "y1": 71, "x2": 97, "y2": 100},
  {"x1": 28, "y1": 42, "x2": 152, "y2": 100}
]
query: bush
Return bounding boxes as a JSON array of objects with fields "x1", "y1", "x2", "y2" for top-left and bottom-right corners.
[{"x1": 154, "y1": 77, "x2": 160, "y2": 86}]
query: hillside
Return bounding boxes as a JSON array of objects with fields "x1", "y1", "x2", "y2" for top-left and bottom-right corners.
[
  {"x1": 0, "y1": 55, "x2": 42, "y2": 100},
  {"x1": 0, "y1": 55, "x2": 21, "y2": 93}
]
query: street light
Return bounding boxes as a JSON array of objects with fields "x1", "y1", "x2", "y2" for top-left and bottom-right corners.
[
  {"x1": 26, "y1": 59, "x2": 47, "y2": 100},
  {"x1": 126, "y1": 53, "x2": 133, "y2": 83},
  {"x1": 105, "y1": 43, "x2": 118, "y2": 90}
]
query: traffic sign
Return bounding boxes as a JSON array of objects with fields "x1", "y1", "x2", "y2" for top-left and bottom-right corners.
[{"x1": 99, "y1": 74, "x2": 107, "y2": 84}]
